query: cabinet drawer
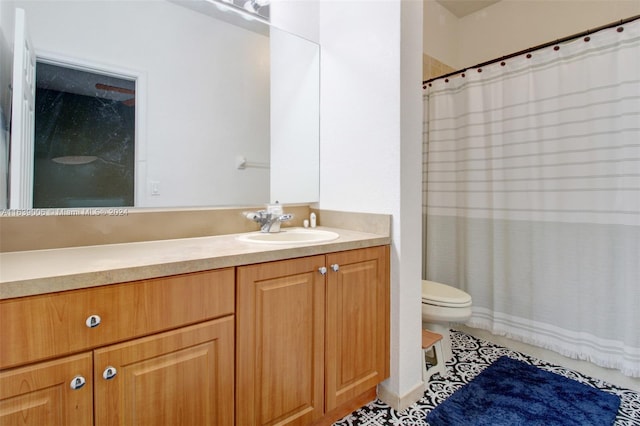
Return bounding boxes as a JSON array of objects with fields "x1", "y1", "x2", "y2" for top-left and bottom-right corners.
[{"x1": 0, "y1": 268, "x2": 234, "y2": 370}]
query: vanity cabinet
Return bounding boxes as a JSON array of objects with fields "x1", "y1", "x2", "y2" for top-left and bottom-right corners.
[
  {"x1": 236, "y1": 246, "x2": 390, "y2": 426},
  {"x1": 0, "y1": 269, "x2": 235, "y2": 426},
  {"x1": 0, "y1": 243, "x2": 390, "y2": 426}
]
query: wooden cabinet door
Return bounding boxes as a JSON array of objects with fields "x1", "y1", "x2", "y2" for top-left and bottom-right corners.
[
  {"x1": 236, "y1": 256, "x2": 325, "y2": 426},
  {"x1": 93, "y1": 317, "x2": 234, "y2": 426},
  {"x1": 0, "y1": 352, "x2": 93, "y2": 426},
  {"x1": 325, "y1": 246, "x2": 390, "y2": 411}
]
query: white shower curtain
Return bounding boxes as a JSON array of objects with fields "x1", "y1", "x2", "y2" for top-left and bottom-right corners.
[{"x1": 423, "y1": 19, "x2": 640, "y2": 376}]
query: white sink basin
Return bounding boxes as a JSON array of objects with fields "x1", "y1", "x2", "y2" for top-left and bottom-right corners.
[{"x1": 237, "y1": 228, "x2": 340, "y2": 245}]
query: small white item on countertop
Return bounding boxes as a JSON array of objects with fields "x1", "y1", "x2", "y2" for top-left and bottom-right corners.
[{"x1": 267, "y1": 202, "x2": 283, "y2": 216}]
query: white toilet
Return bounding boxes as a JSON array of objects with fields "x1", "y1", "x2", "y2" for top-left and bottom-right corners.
[{"x1": 421, "y1": 280, "x2": 473, "y2": 362}]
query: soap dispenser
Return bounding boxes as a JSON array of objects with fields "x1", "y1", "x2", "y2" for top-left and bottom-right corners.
[{"x1": 310, "y1": 212, "x2": 317, "y2": 228}]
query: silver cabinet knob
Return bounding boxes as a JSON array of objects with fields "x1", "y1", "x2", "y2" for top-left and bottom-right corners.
[
  {"x1": 85, "y1": 314, "x2": 101, "y2": 328},
  {"x1": 318, "y1": 266, "x2": 327, "y2": 275},
  {"x1": 331, "y1": 264, "x2": 339, "y2": 272},
  {"x1": 70, "y1": 375, "x2": 86, "y2": 390},
  {"x1": 103, "y1": 366, "x2": 117, "y2": 380}
]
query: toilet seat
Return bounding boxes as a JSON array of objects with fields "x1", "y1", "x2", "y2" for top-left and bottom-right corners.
[{"x1": 422, "y1": 280, "x2": 472, "y2": 308}]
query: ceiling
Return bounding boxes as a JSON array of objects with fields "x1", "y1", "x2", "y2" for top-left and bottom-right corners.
[{"x1": 436, "y1": 0, "x2": 501, "y2": 18}]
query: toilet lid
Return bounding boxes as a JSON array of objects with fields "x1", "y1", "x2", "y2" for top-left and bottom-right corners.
[{"x1": 422, "y1": 280, "x2": 472, "y2": 307}]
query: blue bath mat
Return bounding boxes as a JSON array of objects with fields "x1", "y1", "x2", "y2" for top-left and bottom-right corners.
[{"x1": 426, "y1": 356, "x2": 621, "y2": 426}]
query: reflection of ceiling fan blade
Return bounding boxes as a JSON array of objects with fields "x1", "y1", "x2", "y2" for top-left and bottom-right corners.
[
  {"x1": 96, "y1": 83, "x2": 135, "y2": 106},
  {"x1": 95, "y1": 83, "x2": 135, "y2": 95}
]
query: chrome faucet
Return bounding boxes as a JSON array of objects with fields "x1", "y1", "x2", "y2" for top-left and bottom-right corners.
[{"x1": 244, "y1": 210, "x2": 293, "y2": 233}]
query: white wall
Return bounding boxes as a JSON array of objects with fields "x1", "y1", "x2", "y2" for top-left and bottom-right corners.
[
  {"x1": 8, "y1": 0, "x2": 270, "y2": 208},
  {"x1": 319, "y1": 0, "x2": 424, "y2": 408},
  {"x1": 424, "y1": 0, "x2": 640, "y2": 70},
  {"x1": 396, "y1": 0, "x2": 425, "y2": 407},
  {"x1": 270, "y1": 0, "x2": 320, "y2": 43},
  {"x1": 423, "y1": 0, "x2": 460, "y2": 68},
  {"x1": 458, "y1": 0, "x2": 640, "y2": 67}
]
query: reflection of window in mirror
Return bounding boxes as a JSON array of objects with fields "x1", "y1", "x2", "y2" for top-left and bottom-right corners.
[{"x1": 33, "y1": 62, "x2": 135, "y2": 208}]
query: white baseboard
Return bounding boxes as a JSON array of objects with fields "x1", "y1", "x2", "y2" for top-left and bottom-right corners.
[{"x1": 377, "y1": 380, "x2": 424, "y2": 412}]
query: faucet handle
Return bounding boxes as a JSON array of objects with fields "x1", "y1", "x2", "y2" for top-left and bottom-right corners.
[
  {"x1": 244, "y1": 210, "x2": 270, "y2": 221},
  {"x1": 278, "y1": 214, "x2": 293, "y2": 222}
]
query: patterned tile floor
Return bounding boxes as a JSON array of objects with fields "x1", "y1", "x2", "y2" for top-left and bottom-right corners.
[{"x1": 333, "y1": 330, "x2": 640, "y2": 425}]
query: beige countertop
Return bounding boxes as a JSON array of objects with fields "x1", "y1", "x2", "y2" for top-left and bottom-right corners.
[{"x1": 0, "y1": 226, "x2": 390, "y2": 300}]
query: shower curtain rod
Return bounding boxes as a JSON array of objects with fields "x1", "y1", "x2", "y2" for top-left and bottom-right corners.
[{"x1": 423, "y1": 14, "x2": 640, "y2": 86}]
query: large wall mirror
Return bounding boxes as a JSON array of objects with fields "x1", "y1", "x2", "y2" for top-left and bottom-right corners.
[{"x1": 0, "y1": 0, "x2": 319, "y2": 210}]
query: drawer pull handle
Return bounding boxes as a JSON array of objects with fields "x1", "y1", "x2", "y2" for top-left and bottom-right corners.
[
  {"x1": 70, "y1": 375, "x2": 86, "y2": 390},
  {"x1": 103, "y1": 366, "x2": 117, "y2": 380},
  {"x1": 85, "y1": 315, "x2": 101, "y2": 328},
  {"x1": 318, "y1": 266, "x2": 327, "y2": 275},
  {"x1": 331, "y1": 264, "x2": 339, "y2": 272}
]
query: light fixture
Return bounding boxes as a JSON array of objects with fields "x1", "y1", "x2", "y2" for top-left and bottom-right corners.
[
  {"x1": 243, "y1": 0, "x2": 269, "y2": 14},
  {"x1": 52, "y1": 156, "x2": 98, "y2": 165},
  {"x1": 206, "y1": 0, "x2": 270, "y2": 22},
  {"x1": 243, "y1": 0, "x2": 257, "y2": 13}
]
